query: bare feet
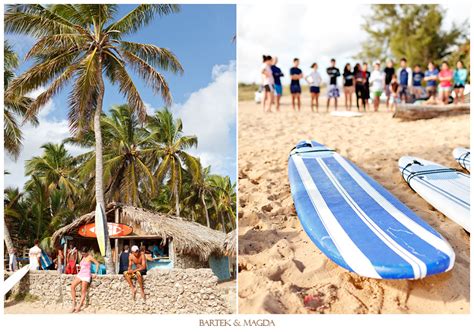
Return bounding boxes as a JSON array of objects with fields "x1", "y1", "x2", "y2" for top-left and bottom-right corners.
[
  {"x1": 131, "y1": 287, "x2": 137, "y2": 301},
  {"x1": 74, "y1": 305, "x2": 81, "y2": 313},
  {"x1": 69, "y1": 306, "x2": 76, "y2": 313},
  {"x1": 140, "y1": 289, "x2": 146, "y2": 301}
]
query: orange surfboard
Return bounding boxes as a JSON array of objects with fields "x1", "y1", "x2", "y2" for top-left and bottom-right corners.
[{"x1": 78, "y1": 223, "x2": 133, "y2": 238}]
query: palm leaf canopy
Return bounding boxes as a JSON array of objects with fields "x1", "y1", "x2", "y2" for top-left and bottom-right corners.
[{"x1": 4, "y1": 4, "x2": 183, "y2": 135}]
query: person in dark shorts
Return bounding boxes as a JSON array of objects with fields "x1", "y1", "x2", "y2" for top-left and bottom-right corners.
[
  {"x1": 397, "y1": 58, "x2": 412, "y2": 103},
  {"x1": 290, "y1": 58, "x2": 303, "y2": 111},
  {"x1": 383, "y1": 59, "x2": 395, "y2": 108},
  {"x1": 342, "y1": 63, "x2": 355, "y2": 110},
  {"x1": 412, "y1": 64, "x2": 425, "y2": 99},
  {"x1": 124, "y1": 245, "x2": 147, "y2": 301},
  {"x1": 119, "y1": 245, "x2": 130, "y2": 274},
  {"x1": 424, "y1": 61, "x2": 439, "y2": 99},
  {"x1": 305, "y1": 62, "x2": 322, "y2": 112},
  {"x1": 453, "y1": 60, "x2": 468, "y2": 104},
  {"x1": 362, "y1": 62, "x2": 371, "y2": 111},
  {"x1": 355, "y1": 63, "x2": 369, "y2": 111},
  {"x1": 271, "y1": 57, "x2": 284, "y2": 111},
  {"x1": 326, "y1": 58, "x2": 341, "y2": 111},
  {"x1": 261, "y1": 55, "x2": 274, "y2": 112}
]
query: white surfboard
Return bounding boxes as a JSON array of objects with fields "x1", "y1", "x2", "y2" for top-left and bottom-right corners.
[
  {"x1": 3, "y1": 265, "x2": 30, "y2": 296},
  {"x1": 399, "y1": 156, "x2": 470, "y2": 232},
  {"x1": 95, "y1": 203, "x2": 107, "y2": 256},
  {"x1": 330, "y1": 111, "x2": 363, "y2": 117},
  {"x1": 453, "y1": 147, "x2": 470, "y2": 172}
]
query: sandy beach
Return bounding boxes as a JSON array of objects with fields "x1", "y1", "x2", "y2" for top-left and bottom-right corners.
[{"x1": 238, "y1": 92, "x2": 470, "y2": 314}]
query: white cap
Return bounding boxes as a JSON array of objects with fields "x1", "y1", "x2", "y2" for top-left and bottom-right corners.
[
  {"x1": 131, "y1": 245, "x2": 139, "y2": 252},
  {"x1": 373, "y1": 60, "x2": 381, "y2": 66}
]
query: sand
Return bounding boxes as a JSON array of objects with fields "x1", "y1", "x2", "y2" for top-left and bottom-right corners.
[{"x1": 237, "y1": 94, "x2": 470, "y2": 314}]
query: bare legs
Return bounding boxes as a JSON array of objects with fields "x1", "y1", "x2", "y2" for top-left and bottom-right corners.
[
  {"x1": 136, "y1": 273, "x2": 145, "y2": 300},
  {"x1": 441, "y1": 90, "x2": 450, "y2": 104},
  {"x1": 310, "y1": 93, "x2": 319, "y2": 112},
  {"x1": 124, "y1": 272, "x2": 145, "y2": 301},
  {"x1": 326, "y1": 98, "x2": 338, "y2": 112},
  {"x1": 292, "y1": 94, "x2": 301, "y2": 111},
  {"x1": 344, "y1": 87, "x2": 353, "y2": 110},
  {"x1": 275, "y1": 95, "x2": 281, "y2": 111},
  {"x1": 262, "y1": 90, "x2": 273, "y2": 112},
  {"x1": 373, "y1": 95, "x2": 380, "y2": 112},
  {"x1": 70, "y1": 278, "x2": 89, "y2": 313},
  {"x1": 124, "y1": 271, "x2": 137, "y2": 300},
  {"x1": 454, "y1": 88, "x2": 464, "y2": 104}
]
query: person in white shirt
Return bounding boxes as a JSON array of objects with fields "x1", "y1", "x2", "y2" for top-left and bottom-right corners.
[
  {"x1": 370, "y1": 61, "x2": 384, "y2": 112},
  {"x1": 29, "y1": 239, "x2": 42, "y2": 271},
  {"x1": 261, "y1": 55, "x2": 274, "y2": 112},
  {"x1": 9, "y1": 248, "x2": 18, "y2": 272},
  {"x1": 305, "y1": 63, "x2": 322, "y2": 112}
]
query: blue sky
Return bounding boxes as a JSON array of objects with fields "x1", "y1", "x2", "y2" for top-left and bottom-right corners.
[{"x1": 5, "y1": 4, "x2": 237, "y2": 188}]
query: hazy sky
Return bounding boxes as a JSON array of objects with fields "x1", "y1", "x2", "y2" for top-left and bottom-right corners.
[
  {"x1": 5, "y1": 5, "x2": 237, "y2": 188},
  {"x1": 238, "y1": 2, "x2": 471, "y2": 84}
]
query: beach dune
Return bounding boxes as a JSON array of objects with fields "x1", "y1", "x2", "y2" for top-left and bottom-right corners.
[{"x1": 238, "y1": 94, "x2": 470, "y2": 314}]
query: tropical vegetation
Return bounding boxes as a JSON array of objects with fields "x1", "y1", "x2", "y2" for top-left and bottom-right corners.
[{"x1": 3, "y1": 4, "x2": 236, "y2": 273}]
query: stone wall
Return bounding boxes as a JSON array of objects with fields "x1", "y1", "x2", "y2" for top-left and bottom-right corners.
[
  {"x1": 6, "y1": 268, "x2": 232, "y2": 314},
  {"x1": 174, "y1": 253, "x2": 209, "y2": 269}
]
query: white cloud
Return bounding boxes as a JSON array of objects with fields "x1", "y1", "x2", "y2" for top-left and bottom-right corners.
[
  {"x1": 173, "y1": 61, "x2": 236, "y2": 180},
  {"x1": 238, "y1": 3, "x2": 471, "y2": 84},
  {"x1": 4, "y1": 89, "x2": 87, "y2": 189}
]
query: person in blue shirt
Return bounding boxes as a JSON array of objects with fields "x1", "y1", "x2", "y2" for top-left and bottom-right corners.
[
  {"x1": 271, "y1": 57, "x2": 284, "y2": 111},
  {"x1": 396, "y1": 58, "x2": 412, "y2": 103},
  {"x1": 424, "y1": 61, "x2": 439, "y2": 99},
  {"x1": 453, "y1": 60, "x2": 468, "y2": 104},
  {"x1": 290, "y1": 58, "x2": 303, "y2": 111},
  {"x1": 411, "y1": 65, "x2": 425, "y2": 99}
]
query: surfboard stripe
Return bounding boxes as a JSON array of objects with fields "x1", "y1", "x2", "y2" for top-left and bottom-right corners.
[
  {"x1": 333, "y1": 154, "x2": 455, "y2": 268},
  {"x1": 400, "y1": 166, "x2": 470, "y2": 208},
  {"x1": 317, "y1": 158, "x2": 427, "y2": 278},
  {"x1": 292, "y1": 155, "x2": 381, "y2": 278},
  {"x1": 288, "y1": 158, "x2": 351, "y2": 271}
]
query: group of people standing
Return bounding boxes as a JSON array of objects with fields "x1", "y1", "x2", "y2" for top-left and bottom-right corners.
[{"x1": 261, "y1": 55, "x2": 468, "y2": 112}]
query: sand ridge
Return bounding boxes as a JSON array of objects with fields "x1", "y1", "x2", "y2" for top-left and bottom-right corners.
[{"x1": 238, "y1": 96, "x2": 470, "y2": 314}]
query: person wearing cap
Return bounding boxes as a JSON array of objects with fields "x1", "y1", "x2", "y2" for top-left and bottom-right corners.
[
  {"x1": 371, "y1": 61, "x2": 384, "y2": 112},
  {"x1": 123, "y1": 245, "x2": 147, "y2": 301}
]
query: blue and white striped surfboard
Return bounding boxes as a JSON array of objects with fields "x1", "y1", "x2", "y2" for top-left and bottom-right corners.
[
  {"x1": 399, "y1": 156, "x2": 470, "y2": 232},
  {"x1": 453, "y1": 147, "x2": 470, "y2": 172},
  {"x1": 288, "y1": 140, "x2": 455, "y2": 279}
]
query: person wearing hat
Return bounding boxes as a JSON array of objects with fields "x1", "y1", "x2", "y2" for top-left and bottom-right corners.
[
  {"x1": 123, "y1": 245, "x2": 147, "y2": 301},
  {"x1": 371, "y1": 61, "x2": 384, "y2": 112}
]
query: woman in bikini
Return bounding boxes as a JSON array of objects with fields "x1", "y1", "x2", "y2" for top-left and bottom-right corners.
[{"x1": 70, "y1": 247, "x2": 99, "y2": 313}]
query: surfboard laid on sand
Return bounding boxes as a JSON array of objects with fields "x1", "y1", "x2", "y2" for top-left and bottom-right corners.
[
  {"x1": 330, "y1": 111, "x2": 363, "y2": 117},
  {"x1": 399, "y1": 156, "x2": 470, "y2": 232},
  {"x1": 95, "y1": 203, "x2": 108, "y2": 256},
  {"x1": 4, "y1": 265, "x2": 29, "y2": 296},
  {"x1": 453, "y1": 147, "x2": 470, "y2": 172},
  {"x1": 288, "y1": 140, "x2": 455, "y2": 279}
]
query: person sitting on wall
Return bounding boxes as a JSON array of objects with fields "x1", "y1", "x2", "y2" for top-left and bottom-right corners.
[
  {"x1": 119, "y1": 245, "x2": 130, "y2": 274},
  {"x1": 123, "y1": 245, "x2": 147, "y2": 301}
]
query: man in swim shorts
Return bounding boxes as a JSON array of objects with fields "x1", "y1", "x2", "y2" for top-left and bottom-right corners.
[
  {"x1": 290, "y1": 58, "x2": 303, "y2": 111},
  {"x1": 326, "y1": 58, "x2": 341, "y2": 111},
  {"x1": 271, "y1": 57, "x2": 284, "y2": 111},
  {"x1": 124, "y1": 245, "x2": 147, "y2": 301}
]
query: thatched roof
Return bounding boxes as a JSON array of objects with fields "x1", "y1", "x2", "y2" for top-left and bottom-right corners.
[
  {"x1": 223, "y1": 229, "x2": 236, "y2": 256},
  {"x1": 51, "y1": 203, "x2": 226, "y2": 261}
]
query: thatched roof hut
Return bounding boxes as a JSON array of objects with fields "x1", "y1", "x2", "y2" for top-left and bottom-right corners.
[
  {"x1": 223, "y1": 230, "x2": 236, "y2": 257},
  {"x1": 51, "y1": 202, "x2": 225, "y2": 261}
]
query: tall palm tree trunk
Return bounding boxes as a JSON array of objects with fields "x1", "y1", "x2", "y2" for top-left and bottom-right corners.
[
  {"x1": 95, "y1": 64, "x2": 114, "y2": 274},
  {"x1": 174, "y1": 180, "x2": 180, "y2": 217},
  {"x1": 4, "y1": 220, "x2": 14, "y2": 255},
  {"x1": 202, "y1": 195, "x2": 210, "y2": 228}
]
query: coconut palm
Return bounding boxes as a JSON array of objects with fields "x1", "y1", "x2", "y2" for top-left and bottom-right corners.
[
  {"x1": 3, "y1": 40, "x2": 36, "y2": 159},
  {"x1": 143, "y1": 108, "x2": 200, "y2": 217},
  {"x1": 70, "y1": 104, "x2": 155, "y2": 206},
  {"x1": 4, "y1": 187, "x2": 24, "y2": 254},
  {"x1": 5, "y1": 4, "x2": 183, "y2": 273},
  {"x1": 209, "y1": 175, "x2": 236, "y2": 234},
  {"x1": 25, "y1": 142, "x2": 81, "y2": 209},
  {"x1": 190, "y1": 164, "x2": 217, "y2": 228}
]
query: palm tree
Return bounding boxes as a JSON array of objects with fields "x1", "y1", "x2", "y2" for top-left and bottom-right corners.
[
  {"x1": 209, "y1": 175, "x2": 236, "y2": 234},
  {"x1": 71, "y1": 104, "x2": 155, "y2": 206},
  {"x1": 3, "y1": 40, "x2": 36, "y2": 159},
  {"x1": 4, "y1": 187, "x2": 24, "y2": 255},
  {"x1": 25, "y1": 142, "x2": 81, "y2": 209},
  {"x1": 5, "y1": 4, "x2": 183, "y2": 273},
  {"x1": 192, "y1": 164, "x2": 216, "y2": 228},
  {"x1": 143, "y1": 108, "x2": 199, "y2": 217}
]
